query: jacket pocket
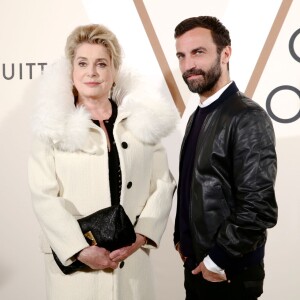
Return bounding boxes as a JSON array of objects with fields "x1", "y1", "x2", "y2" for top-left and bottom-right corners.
[{"x1": 203, "y1": 185, "x2": 230, "y2": 219}]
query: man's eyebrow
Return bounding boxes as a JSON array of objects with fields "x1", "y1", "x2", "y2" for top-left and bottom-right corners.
[
  {"x1": 191, "y1": 46, "x2": 206, "y2": 53},
  {"x1": 176, "y1": 51, "x2": 185, "y2": 57},
  {"x1": 176, "y1": 46, "x2": 207, "y2": 57}
]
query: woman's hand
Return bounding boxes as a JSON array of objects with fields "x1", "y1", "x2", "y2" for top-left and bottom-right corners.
[
  {"x1": 77, "y1": 245, "x2": 118, "y2": 270},
  {"x1": 109, "y1": 233, "x2": 146, "y2": 263}
]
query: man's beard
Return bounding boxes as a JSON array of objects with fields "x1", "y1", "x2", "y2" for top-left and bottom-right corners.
[{"x1": 183, "y1": 55, "x2": 222, "y2": 95}]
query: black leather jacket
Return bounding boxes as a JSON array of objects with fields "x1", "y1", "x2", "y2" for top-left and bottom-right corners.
[{"x1": 176, "y1": 88, "x2": 277, "y2": 266}]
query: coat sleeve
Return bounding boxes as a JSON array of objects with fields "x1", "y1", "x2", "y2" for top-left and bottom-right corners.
[
  {"x1": 211, "y1": 108, "x2": 278, "y2": 260},
  {"x1": 28, "y1": 137, "x2": 89, "y2": 265},
  {"x1": 134, "y1": 142, "x2": 176, "y2": 248}
]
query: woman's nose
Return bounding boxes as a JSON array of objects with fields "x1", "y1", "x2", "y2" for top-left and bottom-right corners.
[{"x1": 87, "y1": 65, "x2": 97, "y2": 77}]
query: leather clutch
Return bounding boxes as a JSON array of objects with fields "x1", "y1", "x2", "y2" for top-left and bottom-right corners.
[{"x1": 52, "y1": 204, "x2": 136, "y2": 274}]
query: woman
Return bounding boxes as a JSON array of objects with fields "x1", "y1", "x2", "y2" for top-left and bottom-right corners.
[{"x1": 28, "y1": 24, "x2": 178, "y2": 300}]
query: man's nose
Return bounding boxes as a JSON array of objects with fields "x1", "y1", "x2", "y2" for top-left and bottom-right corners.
[{"x1": 181, "y1": 58, "x2": 197, "y2": 73}]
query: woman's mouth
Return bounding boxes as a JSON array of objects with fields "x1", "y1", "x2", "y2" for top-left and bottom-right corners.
[{"x1": 84, "y1": 82, "x2": 101, "y2": 87}]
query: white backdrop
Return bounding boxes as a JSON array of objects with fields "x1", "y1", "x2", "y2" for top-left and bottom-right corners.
[{"x1": 0, "y1": 0, "x2": 299, "y2": 299}]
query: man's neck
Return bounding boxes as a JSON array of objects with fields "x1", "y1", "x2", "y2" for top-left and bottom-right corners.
[
  {"x1": 199, "y1": 80, "x2": 232, "y2": 108},
  {"x1": 199, "y1": 78, "x2": 231, "y2": 104}
]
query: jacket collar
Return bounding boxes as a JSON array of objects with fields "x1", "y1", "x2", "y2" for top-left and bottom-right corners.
[{"x1": 31, "y1": 58, "x2": 179, "y2": 151}]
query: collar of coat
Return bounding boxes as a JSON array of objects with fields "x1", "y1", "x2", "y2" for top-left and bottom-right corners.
[{"x1": 31, "y1": 58, "x2": 179, "y2": 151}]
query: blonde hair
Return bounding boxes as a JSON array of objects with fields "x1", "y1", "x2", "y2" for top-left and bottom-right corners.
[{"x1": 65, "y1": 24, "x2": 122, "y2": 71}]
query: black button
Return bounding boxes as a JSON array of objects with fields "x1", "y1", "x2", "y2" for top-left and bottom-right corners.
[
  {"x1": 120, "y1": 261, "x2": 125, "y2": 268},
  {"x1": 127, "y1": 182, "x2": 132, "y2": 189},
  {"x1": 121, "y1": 142, "x2": 128, "y2": 149},
  {"x1": 133, "y1": 215, "x2": 140, "y2": 226}
]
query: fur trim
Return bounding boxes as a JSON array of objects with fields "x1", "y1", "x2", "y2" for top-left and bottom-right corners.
[
  {"x1": 113, "y1": 68, "x2": 179, "y2": 144},
  {"x1": 31, "y1": 58, "x2": 179, "y2": 151}
]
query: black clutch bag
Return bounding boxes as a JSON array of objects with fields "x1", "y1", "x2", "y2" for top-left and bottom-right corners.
[{"x1": 52, "y1": 204, "x2": 136, "y2": 274}]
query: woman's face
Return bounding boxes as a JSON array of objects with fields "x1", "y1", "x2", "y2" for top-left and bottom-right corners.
[{"x1": 72, "y1": 42, "x2": 115, "y2": 102}]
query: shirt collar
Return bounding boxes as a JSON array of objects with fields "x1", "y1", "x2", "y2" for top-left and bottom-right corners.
[{"x1": 199, "y1": 81, "x2": 232, "y2": 108}]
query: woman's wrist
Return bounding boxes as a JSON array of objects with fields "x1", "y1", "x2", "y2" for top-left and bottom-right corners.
[
  {"x1": 136, "y1": 233, "x2": 147, "y2": 246},
  {"x1": 142, "y1": 236, "x2": 147, "y2": 246}
]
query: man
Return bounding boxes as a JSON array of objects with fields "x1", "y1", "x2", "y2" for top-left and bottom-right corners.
[{"x1": 173, "y1": 16, "x2": 278, "y2": 300}]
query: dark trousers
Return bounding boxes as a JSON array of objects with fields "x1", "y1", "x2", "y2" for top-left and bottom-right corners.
[{"x1": 184, "y1": 262, "x2": 265, "y2": 300}]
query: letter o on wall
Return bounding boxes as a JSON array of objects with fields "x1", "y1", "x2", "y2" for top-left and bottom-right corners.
[
  {"x1": 289, "y1": 28, "x2": 300, "y2": 63},
  {"x1": 266, "y1": 85, "x2": 300, "y2": 123}
]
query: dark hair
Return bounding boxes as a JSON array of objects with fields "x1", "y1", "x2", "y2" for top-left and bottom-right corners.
[{"x1": 174, "y1": 16, "x2": 231, "y2": 54}]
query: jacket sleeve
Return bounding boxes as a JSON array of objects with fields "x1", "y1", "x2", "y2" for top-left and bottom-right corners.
[
  {"x1": 134, "y1": 142, "x2": 176, "y2": 248},
  {"x1": 211, "y1": 108, "x2": 278, "y2": 259},
  {"x1": 28, "y1": 138, "x2": 89, "y2": 265}
]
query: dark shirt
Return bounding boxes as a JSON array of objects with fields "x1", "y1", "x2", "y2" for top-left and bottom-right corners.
[
  {"x1": 178, "y1": 106, "x2": 211, "y2": 259},
  {"x1": 92, "y1": 99, "x2": 122, "y2": 206}
]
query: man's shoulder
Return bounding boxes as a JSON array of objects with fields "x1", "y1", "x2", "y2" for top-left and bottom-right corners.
[{"x1": 221, "y1": 91, "x2": 266, "y2": 117}]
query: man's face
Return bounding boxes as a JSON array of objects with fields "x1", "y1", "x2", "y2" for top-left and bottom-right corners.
[{"x1": 175, "y1": 27, "x2": 222, "y2": 96}]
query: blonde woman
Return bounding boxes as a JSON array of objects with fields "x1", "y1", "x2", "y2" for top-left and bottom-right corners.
[{"x1": 28, "y1": 24, "x2": 178, "y2": 300}]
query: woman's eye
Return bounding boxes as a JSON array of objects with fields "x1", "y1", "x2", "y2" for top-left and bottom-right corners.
[
  {"x1": 78, "y1": 62, "x2": 87, "y2": 67},
  {"x1": 97, "y1": 62, "x2": 107, "y2": 68}
]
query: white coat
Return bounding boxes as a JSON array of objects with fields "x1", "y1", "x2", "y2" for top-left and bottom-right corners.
[{"x1": 28, "y1": 58, "x2": 179, "y2": 300}]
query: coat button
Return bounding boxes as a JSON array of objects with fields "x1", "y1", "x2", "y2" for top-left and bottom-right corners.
[
  {"x1": 121, "y1": 142, "x2": 128, "y2": 149},
  {"x1": 120, "y1": 261, "x2": 125, "y2": 268},
  {"x1": 127, "y1": 182, "x2": 132, "y2": 189}
]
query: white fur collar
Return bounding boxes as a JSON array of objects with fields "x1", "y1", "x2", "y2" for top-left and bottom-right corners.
[{"x1": 31, "y1": 58, "x2": 179, "y2": 151}]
